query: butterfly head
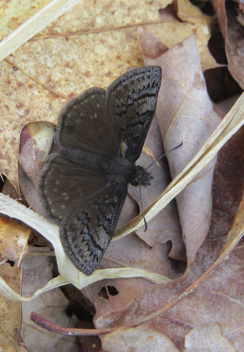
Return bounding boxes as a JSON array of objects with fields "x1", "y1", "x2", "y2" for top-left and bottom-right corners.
[{"x1": 131, "y1": 165, "x2": 152, "y2": 186}]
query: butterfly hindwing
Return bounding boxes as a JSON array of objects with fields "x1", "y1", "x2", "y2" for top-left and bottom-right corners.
[
  {"x1": 60, "y1": 181, "x2": 127, "y2": 275},
  {"x1": 107, "y1": 66, "x2": 162, "y2": 162},
  {"x1": 39, "y1": 153, "x2": 109, "y2": 222}
]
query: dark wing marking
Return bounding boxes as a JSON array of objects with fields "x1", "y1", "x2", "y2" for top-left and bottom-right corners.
[
  {"x1": 60, "y1": 181, "x2": 127, "y2": 275},
  {"x1": 39, "y1": 154, "x2": 109, "y2": 222},
  {"x1": 56, "y1": 88, "x2": 120, "y2": 157},
  {"x1": 107, "y1": 66, "x2": 162, "y2": 162}
]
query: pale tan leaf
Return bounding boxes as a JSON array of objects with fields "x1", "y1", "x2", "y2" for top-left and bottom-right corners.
[
  {"x1": 0, "y1": 263, "x2": 28, "y2": 352},
  {"x1": 185, "y1": 323, "x2": 236, "y2": 351},
  {"x1": 102, "y1": 326, "x2": 180, "y2": 352}
]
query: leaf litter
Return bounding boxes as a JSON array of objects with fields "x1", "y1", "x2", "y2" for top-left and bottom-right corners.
[{"x1": 0, "y1": 0, "x2": 244, "y2": 351}]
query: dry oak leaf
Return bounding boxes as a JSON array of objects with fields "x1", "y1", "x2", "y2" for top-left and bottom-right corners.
[
  {"x1": 0, "y1": 217, "x2": 29, "y2": 262},
  {"x1": 138, "y1": 29, "x2": 221, "y2": 267}
]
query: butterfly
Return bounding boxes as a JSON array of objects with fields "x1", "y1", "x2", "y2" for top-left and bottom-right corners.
[{"x1": 39, "y1": 66, "x2": 162, "y2": 275}]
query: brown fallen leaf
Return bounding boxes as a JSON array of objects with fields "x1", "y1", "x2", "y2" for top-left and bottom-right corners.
[
  {"x1": 0, "y1": 217, "x2": 29, "y2": 263},
  {"x1": 211, "y1": 126, "x2": 244, "y2": 243},
  {"x1": 81, "y1": 240, "x2": 177, "y2": 324},
  {"x1": 18, "y1": 121, "x2": 55, "y2": 216},
  {"x1": 18, "y1": 122, "x2": 55, "y2": 187},
  {"x1": 176, "y1": 0, "x2": 219, "y2": 71},
  {"x1": 138, "y1": 29, "x2": 221, "y2": 267},
  {"x1": 21, "y1": 255, "x2": 79, "y2": 351},
  {"x1": 212, "y1": 0, "x2": 244, "y2": 89}
]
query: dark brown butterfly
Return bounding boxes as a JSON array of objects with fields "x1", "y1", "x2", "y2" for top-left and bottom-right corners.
[{"x1": 39, "y1": 66, "x2": 162, "y2": 275}]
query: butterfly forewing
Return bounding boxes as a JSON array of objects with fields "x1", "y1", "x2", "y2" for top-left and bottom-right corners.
[
  {"x1": 107, "y1": 66, "x2": 162, "y2": 162},
  {"x1": 57, "y1": 88, "x2": 120, "y2": 157},
  {"x1": 60, "y1": 181, "x2": 127, "y2": 275}
]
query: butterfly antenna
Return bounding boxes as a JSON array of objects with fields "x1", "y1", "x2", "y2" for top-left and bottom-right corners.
[
  {"x1": 146, "y1": 141, "x2": 183, "y2": 170},
  {"x1": 139, "y1": 184, "x2": 148, "y2": 231}
]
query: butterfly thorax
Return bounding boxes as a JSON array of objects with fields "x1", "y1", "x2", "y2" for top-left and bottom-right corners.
[
  {"x1": 107, "y1": 156, "x2": 152, "y2": 187},
  {"x1": 59, "y1": 147, "x2": 152, "y2": 186},
  {"x1": 130, "y1": 165, "x2": 152, "y2": 186}
]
